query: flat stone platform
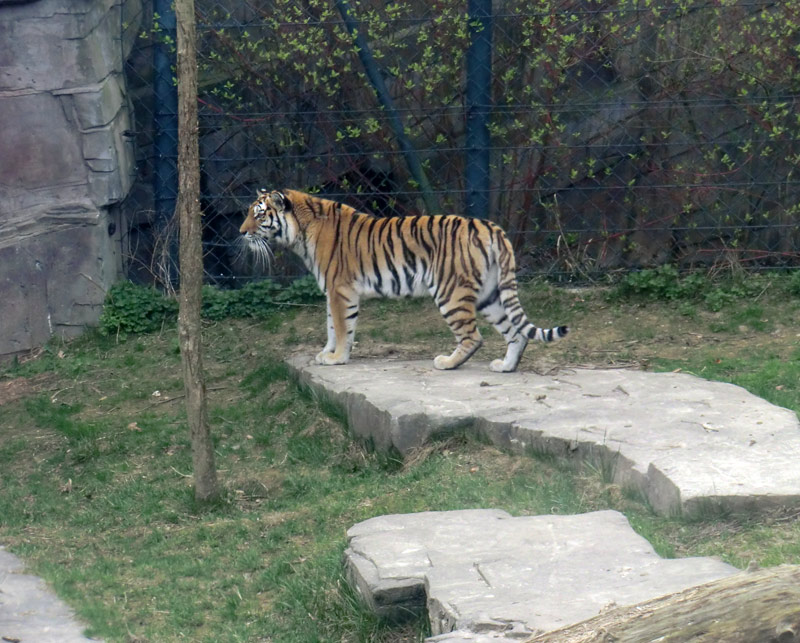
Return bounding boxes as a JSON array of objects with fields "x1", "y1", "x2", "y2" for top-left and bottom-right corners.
[
  {"x1": 0, "y1": 546, "x2": 97, "y2": 643},
  {"x1": 288, "y1": 356, "x2": 800, "y2": 515},
  {"x1": 345, "y1": 509, "x2": 738, "y2": 641}
]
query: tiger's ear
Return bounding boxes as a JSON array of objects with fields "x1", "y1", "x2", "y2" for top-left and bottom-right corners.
[
  {"x1": 257, "y1": 187, "x2": 268, "y2": 196},
  {"x1": 269, "y1": 190, "x2": 292, "y2": 212}
]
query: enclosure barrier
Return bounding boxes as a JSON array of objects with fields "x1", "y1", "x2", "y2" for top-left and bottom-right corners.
[{"x1": 121, "y1": 0, "x2": 800, "y2": 287}]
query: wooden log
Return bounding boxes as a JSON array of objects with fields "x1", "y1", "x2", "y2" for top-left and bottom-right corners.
[{"x1": 526, "y1": 565, "x2": 800, "y2": 643}]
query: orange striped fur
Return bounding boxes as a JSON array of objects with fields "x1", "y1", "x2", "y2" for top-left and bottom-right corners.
[{"x1": 240, "y1": 189, "x2": 568, "y2": 372}]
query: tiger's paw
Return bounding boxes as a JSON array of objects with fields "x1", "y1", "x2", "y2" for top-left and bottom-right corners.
[
  {"x1": 490, "y1": 359, "x2": 516, "y2": 373},
  {"x1": 315, "y1": 350, "x2": 349, "y2": 365},
  {"x1": 433, "y1": 355, "x2": 456, "y2": 370}
]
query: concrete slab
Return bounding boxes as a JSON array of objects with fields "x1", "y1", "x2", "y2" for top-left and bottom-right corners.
[
  {"x1": 344, "y1": 509, "x2": 738, "y2": 641},
  {"x1": 288, "y1": 356, "x2": 800, "y2": 516},
  {"x1": 0, "y1": 546, "x2": 98, "y2": 643}
]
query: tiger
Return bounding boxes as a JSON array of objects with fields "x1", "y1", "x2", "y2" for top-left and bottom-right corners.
[{"x1": 239, "y1": 189, "x2": 568, "y2": 372}]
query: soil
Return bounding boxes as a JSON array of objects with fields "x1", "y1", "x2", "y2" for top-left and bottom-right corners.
[{"x1": 0, "y1": 373, "x2": 54, "y2": 406}]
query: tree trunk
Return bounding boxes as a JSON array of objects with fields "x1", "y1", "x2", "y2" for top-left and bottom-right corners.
[
  {"x1": 175, "y1": 0, "x2": 219, "y2": 502},
  {"x1": 526, "y1": 565, "x2": 800, "y2": 643}
]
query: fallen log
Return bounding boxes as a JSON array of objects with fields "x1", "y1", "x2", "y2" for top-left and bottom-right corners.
[{"x1": 526, "y1": 564, "x2": 800, "y2": 643}]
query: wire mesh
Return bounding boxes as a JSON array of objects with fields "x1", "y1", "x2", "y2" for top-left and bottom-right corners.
[{"x1": 122, "y1": 0, "x2": 800, "y2": 287}]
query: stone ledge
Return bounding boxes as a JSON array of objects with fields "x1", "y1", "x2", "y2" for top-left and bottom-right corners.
[
  {"x1": 288, "y1": 356, "x2": 800, "y2": 516},
  {"x1": 0, "y1": 546, "x2": 98, "y2": 642},
  {"x1": 344, "y1": 510, "x2": 738, "y2": 641}
]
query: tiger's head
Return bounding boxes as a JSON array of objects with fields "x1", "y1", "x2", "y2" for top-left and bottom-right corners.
[
  {"x1": 239, "y1": 189, "x2": 296, "y2": 270},
  {"x1": 240, "y1": 189, "x2": 294, "y2": 244}
]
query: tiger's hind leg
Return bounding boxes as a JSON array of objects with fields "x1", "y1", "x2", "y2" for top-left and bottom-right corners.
[
  {"x1": 433, "y1": 294, "x2": 483, "y2": 370},
  {"x1": 477, "y1": 290, "x2": 528, "y2": 372}
]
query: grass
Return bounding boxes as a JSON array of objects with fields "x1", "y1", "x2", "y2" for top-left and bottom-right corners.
[{"x1": 1, "y1": 273, "x2": 800, "y2": 641}]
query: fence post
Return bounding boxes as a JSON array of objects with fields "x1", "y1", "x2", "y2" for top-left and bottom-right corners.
[
  {"x1": 334, "y1": 0, "x2": 439, "y2": 215},
  {"x1": 153, "y1": 0, "x2": 179, "y2": 289},
  {"x1": 465, "y1": 0, "x2": 492, "y2": 220}
]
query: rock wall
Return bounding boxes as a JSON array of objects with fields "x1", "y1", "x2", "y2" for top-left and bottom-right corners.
[{"x1": 0, "y1": 0, "x2": 141, "y2": 360}]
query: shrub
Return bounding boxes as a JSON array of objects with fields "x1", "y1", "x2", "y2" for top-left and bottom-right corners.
[
  {"x1": 613, "y1": 265, "x2": 708, "y2": 301},
  {"x1": 274, "y1": 275, "x2": 324, "y2": 305},
  {"x1": 100, "y1": 277, "x2": 324, "y2": 337},
  {"x1": 99, "y1": 282, "x2": 179, "y2": 336},
  {"x1": 788, "y1": 270, "x2": 800, "y2": 296}
]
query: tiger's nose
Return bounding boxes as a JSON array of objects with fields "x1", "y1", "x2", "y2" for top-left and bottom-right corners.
[{"x1": 240, "y1": 214, "x2": 257, "y2": 234}]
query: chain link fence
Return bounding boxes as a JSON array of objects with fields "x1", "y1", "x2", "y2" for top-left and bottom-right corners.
[{"x1": 122, "y1": 0, "x2": 800, "y2": 288}]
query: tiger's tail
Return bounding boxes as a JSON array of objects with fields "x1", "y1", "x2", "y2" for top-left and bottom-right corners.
[
  {"x1": 524, "y1": 324, "x2": 570, "y2": 343},
  {"x1": 491, "y1": 226, "x2": 569, "y2": 343}
]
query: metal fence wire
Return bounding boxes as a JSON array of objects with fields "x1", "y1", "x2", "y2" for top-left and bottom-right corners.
[{"x1": 122, "y1": 0, "x2": 800, "y2": 288}]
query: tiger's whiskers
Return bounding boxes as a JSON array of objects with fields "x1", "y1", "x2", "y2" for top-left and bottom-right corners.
[{"x1": 238, "y1": 235, "x2": 273, "y2": 273}]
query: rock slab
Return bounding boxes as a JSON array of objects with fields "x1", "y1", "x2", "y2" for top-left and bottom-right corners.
[
  {"x1": 0, "y1": 0, "x2": 141, "y2": 360},
  {"x1": 288, "y1": 356, "x2": 800, "y2": 515},
  {"x1": 345, "y1": 509, "x2": 738, "y2": 642},
  {"x1": 0, "y1": 546, "x2": 98, "y2": 642}
]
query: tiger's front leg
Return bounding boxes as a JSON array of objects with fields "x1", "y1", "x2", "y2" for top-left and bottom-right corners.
[
  {"x1": 320, "y1": 305, "x2": 336, "y2": 355},
  {"x1": 315, "y1": 290, "x2": 359, "y2": 365}
]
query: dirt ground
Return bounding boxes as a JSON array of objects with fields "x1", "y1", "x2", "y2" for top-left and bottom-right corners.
[
  {"x1": 0, "y1": 373, "x2": 55, "y2": 406},
  {"x1": 272, "y1": 288, "x2": 797, "y2": 373},
  {"x1": 3, "y1": 281, "x2": 797, "y2": 406}
]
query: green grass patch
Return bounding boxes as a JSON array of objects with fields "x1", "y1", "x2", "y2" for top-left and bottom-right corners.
[{"x1": 2, "y1": 274, "x2": 800, "y2": 641}]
